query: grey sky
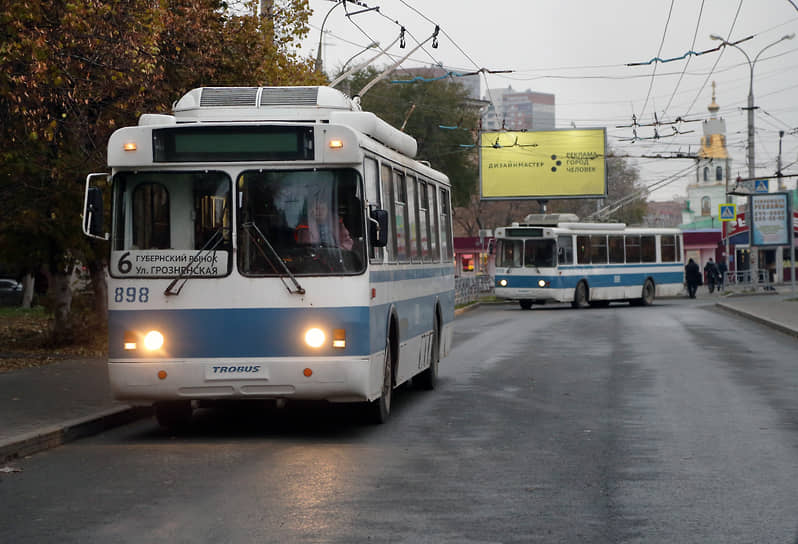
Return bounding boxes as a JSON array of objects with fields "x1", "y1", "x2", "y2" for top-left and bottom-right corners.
[{"x1": 302, "y1": 0, "x2": 798, "y2": 201}]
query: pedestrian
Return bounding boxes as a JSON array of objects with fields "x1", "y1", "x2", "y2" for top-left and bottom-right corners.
[
  {"x1": 685, "y1": 258, "x2": 701, "y2": 298},
  {"x1": 704, "y1": 258, "x2": 720, "y2": 293},
  {"x1": 717, "y1": 258, "x2": 728, "y2": 291}
]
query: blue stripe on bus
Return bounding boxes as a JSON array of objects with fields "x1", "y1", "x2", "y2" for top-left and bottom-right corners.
[
  {"x1": 559, "y1": 263, "x2": 681, "y2": 270},
  {"x1": 109, "y1": 307, "x2": 371, "y2": 359},
  {"x1": 494, "y1": 270, "x2": 684, "y2": 289},
  {"x1": 109, "y1": 289, "x2": 455, "y2": 360}
]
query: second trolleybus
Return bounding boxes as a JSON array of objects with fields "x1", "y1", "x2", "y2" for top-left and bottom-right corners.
[{"x1": 493, "y1": 214, "x2": 684, "y2": 309}]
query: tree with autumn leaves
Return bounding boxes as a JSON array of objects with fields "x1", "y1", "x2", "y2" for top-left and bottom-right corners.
[{"x1": 0, "y1": 0, "x2": 325, "y2": 339}]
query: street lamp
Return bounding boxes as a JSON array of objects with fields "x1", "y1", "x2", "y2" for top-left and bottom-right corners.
[
  {"x1": 340, "y1": 41, "x2": 379, "y2": 72},
  {"x1": 710, "y1": 32, "x2": 794, "y2": 285},
  {"x1": 315, "y1": 0, "x2": 344, "y2": 73},
  {"x1": 709, "y1": 33, "x2": 795, "y2": 179}
]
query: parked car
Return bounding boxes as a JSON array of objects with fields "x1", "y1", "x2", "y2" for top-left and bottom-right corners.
[{"x1": 0, "y1": 278, "x2": 23, "y2": 306}]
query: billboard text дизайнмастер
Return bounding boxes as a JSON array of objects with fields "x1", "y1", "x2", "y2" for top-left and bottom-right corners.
[{"x1": 480, "y1": 128, "x2": 606, "y2": 199}]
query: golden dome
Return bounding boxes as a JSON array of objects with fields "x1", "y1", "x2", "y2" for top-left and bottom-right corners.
[{"x1": 699, "y1": 134, "x2": 728, "y2": 159}]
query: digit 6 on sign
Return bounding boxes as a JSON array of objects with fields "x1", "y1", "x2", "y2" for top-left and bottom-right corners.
[{"x1": 117, "y1": 251, "x2": 132, "y2": 274}]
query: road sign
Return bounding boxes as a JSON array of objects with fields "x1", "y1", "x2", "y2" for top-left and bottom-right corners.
[
  {"x1": 754, "y1": 179, "x2": 769, "y2": 193},
  {"x1": 719, "y1": 204, "x2": 736, "y2": 221}
]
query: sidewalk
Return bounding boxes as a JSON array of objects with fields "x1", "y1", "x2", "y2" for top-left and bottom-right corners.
[
  {"x1": 2, "y1": 288, "x2": 797, "y2": 463},
  {"x1": 713, "y1": 286, "x2": 798, "y2": 339},
  {"x1": 0, "y1": 358, "x2": 150, "y2": 463}
]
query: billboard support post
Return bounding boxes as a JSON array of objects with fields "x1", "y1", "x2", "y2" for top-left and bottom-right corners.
[{"x1": 538, "y1": 199, "x2": 548, "y2": 214}]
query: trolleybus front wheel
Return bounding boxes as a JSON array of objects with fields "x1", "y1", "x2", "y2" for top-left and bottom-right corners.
[
  {"x1": 636, "y1": 278, "x2": 655, "y2": 306},
  {"x1": 572, "y1": 281, "x2": 589, "y2": 309},
  {"x1": 154, "y1": 400, "x2": 193, "y2": 431},
  {"x1": 519, "y1": 299, "x2": 533, "y2": 310},
  {"x1": 367, "y1": 337, "x2": 393, "y2": 424}
]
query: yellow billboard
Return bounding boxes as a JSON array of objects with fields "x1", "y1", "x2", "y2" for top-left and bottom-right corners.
[{"x1": 480, "y1": 128, "x2": 606, "y2": 199}]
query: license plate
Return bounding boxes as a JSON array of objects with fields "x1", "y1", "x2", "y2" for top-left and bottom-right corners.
[{"x1": 205, "y1": 363, "x2": 268, "y2": 381}]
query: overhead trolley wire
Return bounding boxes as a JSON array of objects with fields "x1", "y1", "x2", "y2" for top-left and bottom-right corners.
[
  {"x1": 661, "y1": 0, "x2": 705, "y2": 119},
  {"x1": 682, "y1": 0, "x2": 745, "y2": 118},
  {"x1": 639, "y1": 0, "x2": 675, "y2": 120}
]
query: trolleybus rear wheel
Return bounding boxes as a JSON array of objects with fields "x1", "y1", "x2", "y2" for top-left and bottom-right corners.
[{"x1": 415, "y1": 318, "x2": 439, "y2": 390}]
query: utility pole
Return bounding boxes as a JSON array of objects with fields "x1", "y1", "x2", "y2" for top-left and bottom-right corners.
[
  {"x1": 710, "y1": 32, "x2": 795, "y2": 285},
  {"x1": 778, "y1": 130, "x2": 785, "y2": 191}
]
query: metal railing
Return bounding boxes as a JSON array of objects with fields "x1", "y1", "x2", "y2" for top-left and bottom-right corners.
[
  {"x1": 722, "y1": 269, "x2": 773, "y2": 291},
  {"x1": 455, "y1": 275, "x2": 494, "y2": 306}
]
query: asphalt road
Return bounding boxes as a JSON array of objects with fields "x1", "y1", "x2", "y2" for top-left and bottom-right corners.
[{"x1": 2, "y1": 298, "x2": 798, "y2": 543}]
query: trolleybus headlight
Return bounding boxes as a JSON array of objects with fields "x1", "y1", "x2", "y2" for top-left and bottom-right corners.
[
  {"x1": 499, "y1": 279, "x2": 508, "y2": 287},
  {"x1": 538, "y1": 279, "x2": 547, "y2": 288},
  {"x1": 304, "y1": 328, "x2": 326, "y2": 348},
  {"x1": 143, "y1": 330, "x2": 164, "y2": 351}
]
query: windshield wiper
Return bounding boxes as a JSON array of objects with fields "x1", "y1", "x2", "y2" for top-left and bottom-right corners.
[
  {"x1": 164, "y1": 228, "x2": 228, "y2": 296},
  {"x1": 241, "y1": 222, "x2": 305, "y2": 295}
]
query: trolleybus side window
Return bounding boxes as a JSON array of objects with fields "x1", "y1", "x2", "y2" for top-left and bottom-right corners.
[
  {"x1": 641, "y1": 235, "x2": 656, "y2": 263},
  {"x1": 364, "y1": 157, "x2": 382, "y2": 261},
  {"x1": 590, "y1": 234, "x2": 607, "y2": 264},
  {"x1": 440, "y1": 188, "x2": 452, "y2": 260},
  {"x1": 609, "y1": 235, "x2": 624, "y2": 264},
  {"x1": 576, "y1": 235, "x2": 590, "y2": 264},
  {"x1": 380, "y1": 164, "x2": 396, "y2": 262},
  {"x1": 625, "y1": 235, "x2": 641, "y2": 263},
  {"x1": 132, "y1": 183, "x2": 170, "y2": 249},
  {"x1": 428, "y1": 183, "x2": 439, "y2": 261},
  {"x1": 661, "y1": 234, "x2": 677, "y2": 262},
  {"x1": 558, "y1": 235, "x2": 573, "y2": 265},
  {"x1": 407, "y1": 175, "x2": 419, "y2": 260},
  {"x1": 394, "y1": 171, "x2": 408, "y2": 262},
  {"x1": 418, "y1": 180, "x2": 431, "y2": 260}
]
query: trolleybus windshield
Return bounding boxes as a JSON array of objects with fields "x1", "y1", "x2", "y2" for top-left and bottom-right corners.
[{"x1": 237, "y1": 168, "x2": 365, "y2": 276}]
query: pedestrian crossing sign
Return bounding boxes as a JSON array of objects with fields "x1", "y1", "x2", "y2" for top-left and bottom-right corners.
[
  {"x1": 719, "y1": 204, "x2": 736, "y2": 221},
  {"x1": 754, "y1": 179, "x2": 769, "y2": 193}
]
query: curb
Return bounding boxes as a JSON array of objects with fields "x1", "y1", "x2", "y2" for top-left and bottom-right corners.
[
  {"x1": 715, "y1": 303, "x2": 798, "y2": 339},
  {"x1": 0, "y1": 405, "x2": 152, "y2": 464},
  {"x1": 455, "y1": 302, "x2": 481, "y2": 316}
]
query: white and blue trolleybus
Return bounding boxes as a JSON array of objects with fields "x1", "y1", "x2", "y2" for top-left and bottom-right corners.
[
  {"x1": 493, "y1": 214, "x2": 683, "y2": 310},
  {"x1": 82, "y1": 86, "x2": 455, "y2": 427}
]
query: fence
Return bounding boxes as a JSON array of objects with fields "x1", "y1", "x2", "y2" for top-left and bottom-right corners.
[
  {"x1": 455, "y1": 275, "x2": 494, "y2": 306},
  {"x1": 723, "y1": 269, "x2": 773, "y2": 291}
]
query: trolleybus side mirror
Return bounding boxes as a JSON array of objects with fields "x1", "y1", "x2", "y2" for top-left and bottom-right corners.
[
  {"x1": 83, "y1": 185, "x2": 108, "y2": 240},
  {"x1": 369, "y1": 208, "x2": 388, "y2": 248}
]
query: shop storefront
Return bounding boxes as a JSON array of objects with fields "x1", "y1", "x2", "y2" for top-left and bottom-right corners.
[{"x1": 723, "y1": 210, "x2": 798, "y2": 283}]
